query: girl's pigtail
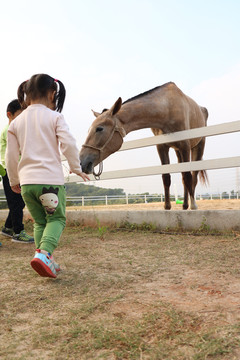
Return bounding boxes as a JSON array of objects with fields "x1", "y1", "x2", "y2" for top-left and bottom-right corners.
[
  {"x1": 55, "y1": 80, "x2": 66, "y2": 112},
  {"x1": 17, "y1": 81, "x2": 28, "y2": 109}
]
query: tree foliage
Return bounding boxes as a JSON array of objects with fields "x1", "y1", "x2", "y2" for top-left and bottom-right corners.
[{"x1": 65, "y1": 183, "x2": 125, "y2": 196}]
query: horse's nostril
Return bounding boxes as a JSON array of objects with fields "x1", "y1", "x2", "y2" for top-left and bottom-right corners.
[{"x1": 86, "y1": 162, "x2": 93, "y2": 174}]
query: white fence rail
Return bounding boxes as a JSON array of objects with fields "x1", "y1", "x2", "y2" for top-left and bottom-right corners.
[
  {"x1": 1, "y1": 120, "x2": 239, "y2": 192},
  {"x1": 65, "y1": 120, "x2": 240, "y2": 184}
]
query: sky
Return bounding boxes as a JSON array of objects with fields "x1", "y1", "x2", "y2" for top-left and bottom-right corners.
[{"x1": 0, "y1": 0, "x2": 240, "y2": 195}]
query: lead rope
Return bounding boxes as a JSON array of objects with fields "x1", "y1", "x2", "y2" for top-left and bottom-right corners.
[{"x1": 93, "y1": 162, "x2": 103, "y2": 180}]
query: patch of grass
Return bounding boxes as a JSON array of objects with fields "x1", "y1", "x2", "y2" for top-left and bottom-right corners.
[
  {"x1": 117, "y1": 220, "x2": 231, "y2": 237},
  {"x1": 118, "y1": 221, "x2": 157, "y2": 232},
  {"x1": 96, "y1": 221, "x2": 108, "y2": 241}
]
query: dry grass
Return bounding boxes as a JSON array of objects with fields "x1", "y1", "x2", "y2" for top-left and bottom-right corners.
[{"x1": 1, "y1": 219, "x2": 240, "y2": 359}]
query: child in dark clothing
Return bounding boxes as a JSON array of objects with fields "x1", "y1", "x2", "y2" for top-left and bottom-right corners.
[{"x1": 0, "y1": 99, "x2": 34, "y2": 243}]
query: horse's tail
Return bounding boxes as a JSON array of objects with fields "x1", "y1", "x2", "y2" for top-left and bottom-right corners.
[
  {"x1": 200, "y1": 106, "x2": 208, "y2": 125},
  {"x1": 199, "y1": 169, "x2": 209, "y2": 185}
]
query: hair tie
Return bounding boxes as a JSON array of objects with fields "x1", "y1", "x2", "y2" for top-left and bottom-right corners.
[{"x1": 54, "y1": 79, "x2": 58, "y2": 82}]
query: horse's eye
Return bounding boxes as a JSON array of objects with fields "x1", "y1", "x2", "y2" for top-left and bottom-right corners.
[{"x1": 96, "y1": 126, "x2": 104, "y2": 133}]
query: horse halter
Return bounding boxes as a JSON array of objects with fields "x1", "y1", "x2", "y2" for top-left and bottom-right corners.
[{"x1": 82, "y1": 118, "x2": 126, "y2": 179}]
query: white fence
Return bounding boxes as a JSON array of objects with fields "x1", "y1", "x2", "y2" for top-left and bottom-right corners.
[
  {"x1": 1, "y1": 120, "x2": 240, "y2": 198},
  {"x1": 65, "y1": 120, "x2": 240, "y2": 184},
  {"x1": 0, "y1": 192, "x2": 238, "y2": 207},
  {"x1": 65, "y1": 192, "x2": 238, "y2": 207}
]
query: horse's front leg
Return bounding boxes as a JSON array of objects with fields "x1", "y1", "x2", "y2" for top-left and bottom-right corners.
[{"x1": 156, "y1": 145, "x2": 171, "y2": 210}]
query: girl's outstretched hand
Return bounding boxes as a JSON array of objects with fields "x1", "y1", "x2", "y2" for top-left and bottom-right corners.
[
  {"x1": 77, "y1": 172, "x2": 91, "y2": 182},
  {"x1": 11, "y1": 184, "x2": 21, "y2": 193}
]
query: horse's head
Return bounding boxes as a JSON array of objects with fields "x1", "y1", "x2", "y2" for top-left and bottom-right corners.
[{"x1": 80, "y1": 97, "x2": 126, "y2": 174}]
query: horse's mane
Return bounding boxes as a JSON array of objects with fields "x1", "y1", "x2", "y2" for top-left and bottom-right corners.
[{"x1": 123, "y1": 82, "x2": 174, "y2": 105}]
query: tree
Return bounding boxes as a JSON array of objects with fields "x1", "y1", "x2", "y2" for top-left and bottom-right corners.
[{"x1": 65, "y1": 183, "x2": 125, "y2": 197}]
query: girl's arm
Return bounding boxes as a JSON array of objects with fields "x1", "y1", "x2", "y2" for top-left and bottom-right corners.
[{"x1": 56, "y1": 115, "x2": 89, "y2": 177}]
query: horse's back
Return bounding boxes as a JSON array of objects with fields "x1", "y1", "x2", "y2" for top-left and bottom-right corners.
[{"x1": 149, "y1": 83, "x2": 207, "y2": 134}]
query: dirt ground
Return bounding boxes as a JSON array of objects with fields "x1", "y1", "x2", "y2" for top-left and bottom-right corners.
[
  {"x1": 76, "y1": 201, "x2": 240, "y2": 330},
  {"x1": 1, "y1": 200, "x2": 240, "y2": 359}
]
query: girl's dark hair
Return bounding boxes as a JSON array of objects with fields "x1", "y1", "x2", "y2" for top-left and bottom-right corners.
[
  {"x1": 7, "y1": 99, "x2": 21, "y2": 115},
  {"x1": 17, "y1": 74, "x2": 66, "y2": 112}
]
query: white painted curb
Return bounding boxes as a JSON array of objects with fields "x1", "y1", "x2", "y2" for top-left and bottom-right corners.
[
  {"x1": 64, "y1": 209, "x2": 240, "y2": 231},
  {"x1": 0, "y1": 209, "x2": 239, "y2": 231}
]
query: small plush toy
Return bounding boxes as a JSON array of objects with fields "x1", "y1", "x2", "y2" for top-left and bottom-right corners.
[{"x1": 39, "y1": 187, "x2": 59, "y2": 214}]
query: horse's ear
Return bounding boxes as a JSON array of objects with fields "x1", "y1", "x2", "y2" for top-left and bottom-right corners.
[
  {"x1": 110, "y1": 97, "x2": 122, "y2": 116},
  {"x1": 92, "y1": 110, "x2": 101, "y2": 117}
]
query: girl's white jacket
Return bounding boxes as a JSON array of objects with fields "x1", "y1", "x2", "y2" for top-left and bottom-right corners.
[{"x1": 6, "y1": 104, "x2": 82, "y2": 187}]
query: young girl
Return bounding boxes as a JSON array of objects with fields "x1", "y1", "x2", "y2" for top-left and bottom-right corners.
[{"x1": 5, "y1": 74, "x2": 90, "y2": 278}]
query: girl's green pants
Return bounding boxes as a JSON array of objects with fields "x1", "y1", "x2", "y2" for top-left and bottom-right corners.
[{"x1": 21, "y1": 184, "x2": 66, "y2": 254}]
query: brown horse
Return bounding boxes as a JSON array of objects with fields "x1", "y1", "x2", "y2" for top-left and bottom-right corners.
[{"x1": 80, "y1": 82, "x2": 208, "y2": 210}]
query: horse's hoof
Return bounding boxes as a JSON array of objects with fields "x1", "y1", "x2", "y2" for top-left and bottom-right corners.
[
  {"x1": 164, "y1": 205, "x2": 171, "y2": 210},
  {"x1": 190, "y1": 200, "x2": 198, "y2": 210},
  {"x1": 190, "y1": 205, "x2": 198, "y2": 210}
]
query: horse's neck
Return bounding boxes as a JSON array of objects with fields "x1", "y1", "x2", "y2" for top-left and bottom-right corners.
[{"x1": 117, "y1": 106, "x2": 162, "y2": 134}]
